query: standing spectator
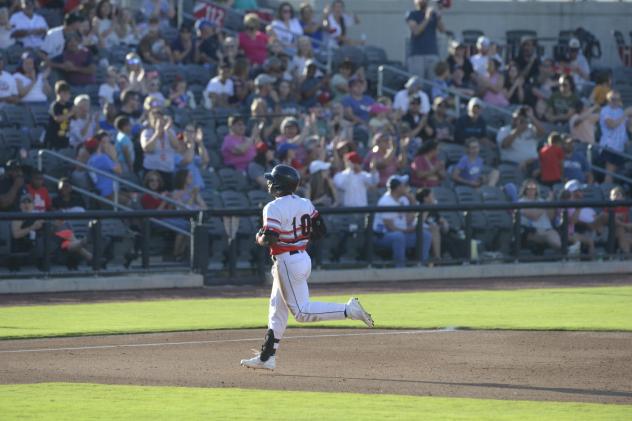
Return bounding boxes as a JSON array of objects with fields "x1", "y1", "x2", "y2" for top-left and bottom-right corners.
[
  {"x1": 10, "y1": 0, "x2": 48, "y2": 49},
  {"x1": 112, "y1": 7, "x2": 140, "y2": 46},
  {"x1": 52, "y1": 177, "x2": 85, "y2": 211},
  {"x1": 410, "y1": 140, "x2": 445, "y2": 188},
  {"x1": 40, "y1": 11, "x2": 84, "y2": 62},
  {"x1": 428, "y1": 96, "x2": 454, "y2": 143},
  {"x1": 480, "y1": 58, "x2": 509, "y2": 107},
  {"x1": 503, "y1": 60, "x2": 525, "y2": 105},
  {"x1": 452, "y1": 139, "x2": 499, "y2": 188},
  {"x1": 171, "y1": 23, "x2": 196, "y2": 64},
  {"x1": 363, "y1": 132, "x2": 406, "y2": 187},
  {"x1": 25, "y1": 169, "x2": 51, "y2": 212},
  {"x1": 515, "y1": 35, "x2": 540, "y2": 85},
  {"x1": 138, "y1": 16, "x2": 173, "y2": 64},
  {"x1": 140, "y1": 106, "x2": 179, "y2": 189},
  {"x1": 116, "y1": 89, "x2": 142, "y2": 133},
  {"x1": 447, "y1": 39, "x2": 474, "y2": 87},
  {"x1": 324, "y1": 0, "x2": 360, "y2": 47},
  {"x1": 454, "y1": 97, "x2": 493, "y2": 148},
  {"x1": 307, "y1": 160, "x2": 338, "y2": 207},
  {"x1": 599, "y1": 90, "x2": 632, "y2": 183},
  {"x1": 55, "y1": 33, "x2": 97, "y2": 85},
  {"x1": 372, "y1": 174, "x2": 432, "y2": 267},
  {"x1": 221, "y1": 115, "x2": 258, "y2": 172},
  {"x1": 519, "y1": 179, "x2": 561, "y2": 252},
  {"x1": 98, "y1": 65, "x2": 119, "y2": 106},
  {"x1": 537, "y1": 132, "x2": 564, "y2": 187},
  {"x1": 405, "y1": 0, "x2": 445, "y2": 80},
  {"x1": 94, "y1": 0, "x2": 117, "y2": 49},
  {"x1": 69, "y1": 95, "x2": 98, "y2": 149},
  {"x1": 569, "y1": 100, "x2": 600, "y2": 145},
  {"x1": 0, "y1": 7, "x2": 14, "y2": 49},
  {"x1": 299, "y1": 59, "x2": 327, "y2": 108},
  {"x1": 0, "y1": 160, "x2": 26, "y2": 211},
  {"x1": 44, "y1": 80, "x2": 73, "y2": 149},
  {"x1": 239, "y1": 14, "x2": 268, "y2": 66},
  {"x1": 0, "y1": 55, "x2": 18, "y2": 104},
  {"x1": 470, "y1": 36, "x2": 491, "y2": 77},
  {"x1": 298, "y1": 2, "x2": 323, "y2": 47},
  {"x1": 271, "y1": 2, "x2": 303, "y2": 48},
  {"x1": 341, "y1": 77, "x2": 375, "y2": 125},
  {"x1": 333, "y1": 151, "x2": 378, "y2": 207},
  {"x1": 562, "y1": 135, "x2": 592, "y2": 184},
  {"x1": 143, "y1": 0, "x2": 175, "y2": 27},
  {"x1": 174, "y1": 124, "x2": 209, "y2": 192},
  {"x1": 545, "y1": 75, "x2": 579, "y2": 124},
  {"x1": 85, "y1": 132, "x2": 122, "y2": 201},
  {"x1": 248, "y1": 141, "x2": 276, "y2": 190},
  {"x1": 393, "y1": 76, "x2": 430, "y2": 115},
  {"x1": 114, "y1": 116, "x2": 135, "y2": 177},
  {"x1": 566, "y1": 38, "x2": 590, "y2": 91},
  {"x1": 122, "y1": 52, "x2": 147, "y2": 95},
  {"x1": 496, "y1": 106, "x2": 544, "y2": 174},
  {"x1": 196, "y1": 19, "x2": 221, "y2": 66}
]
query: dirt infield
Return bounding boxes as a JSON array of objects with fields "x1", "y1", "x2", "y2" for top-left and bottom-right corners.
[{"x1": 1, "y1": 328, "x2": 631, "y2": 404}]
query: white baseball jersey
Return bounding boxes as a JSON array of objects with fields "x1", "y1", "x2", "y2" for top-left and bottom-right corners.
[{"x1": 262, "y1": 194, "x2": 318, "y2": 255}]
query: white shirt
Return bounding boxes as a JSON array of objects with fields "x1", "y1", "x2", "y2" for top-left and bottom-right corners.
[
  {"x1": 13, "y1": 72, "x2": 47, "y2": 102},
  {"x1": 40, "y1": 26, "x2": 65, "y2": 58},
  {"x1": 271, "y1": 18, "x2": 303, "y2": 46},
  {"x1": 204, "y1": 76, "x2": 234, "y2": 109},
  {"x1": 333, "y1": 168, "x2": 378, "y2": 207},
  {"x1": 0, "y1": 70, "x2": 17, "y2": 99},
  {"x1": 470, "y1": 54, "x2": 488, "y2": 76},
  {"x1": 69, "y1": 117, "x2": 97, "y2": 148},
  {"x1": 496, "y1": 124, "x2": 539, "y2": 165},
  {"x1": 393, "y1": 89, "x2": 430, "y2": 114},
  {"x1": 0, "y1": 25, "x2": 14, "y2": 49},
  {"x1": 10, "y1": 11, "x2": 48, "y2": 49},
  {"x1": 98, "y1": 83, "x2": 117, "y2": 104},
  {"x1": 373, "y1": 193, "x2": 410, "y2": 233},
  {"x1": 262, "y1": 194, "x2": 317, "y2": 254}
]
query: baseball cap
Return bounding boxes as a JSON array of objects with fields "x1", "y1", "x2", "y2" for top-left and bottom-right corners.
[
  {"x1": 277, "y1": 142, "x2": 299, "y2": 156},
  {"x1": 477, "y1": 36, "x2": 490, "y2": 48},
  {"x1": 348, "y1": 76, "x2": 362, "y2": 87},
  {"x1": 309, "y1": 160, "x2": 331, "y2": 174},
  {"x1": 405, "y1": 76, "x2": 422, "y2": 90},
  {"x1": 433, "y1": 96, "x2": 448, "y2": 108},
  {"x1": 280, "y1": 117, "x2": 299, "y2": 131},
  {"x1": 568, "y1": 38, "x2": 580, "y2": 49},
  {"x1": 304, "y1": 59, "x2": 317, "y2": 68},
  {"x1": 195, "y1": 19, "x2": 215, "y2": 31},
  {"x1": 84, "y1": 137, "x2": 99, "y2": 152},
  {"x1": 387, "y1": 174, "x2": 409, "y2": 191},
  {"x1": 344, "y1": 151, "x2": 362, "y2": 165},
  {"x1": 254, "y1": 73, "x2": 276, "y2": 87},
  {"x1": 467, "y1": 97, "x2": 484, "y2": 111},
  {"x1": 564, "y1": 179, "x2": 586, "y2": 193},
  {"x1": 255, "y1": 141, "x2": 268, "y2": 154}
]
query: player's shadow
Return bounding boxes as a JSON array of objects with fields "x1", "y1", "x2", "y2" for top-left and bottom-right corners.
[{"x1": 272, "y1": 373, "x2": 632, "y2": 399}]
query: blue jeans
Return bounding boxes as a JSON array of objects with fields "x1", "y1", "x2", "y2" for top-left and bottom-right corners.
[{"x1": 374, "y1": 230, "x2": 432, "y2": 267}]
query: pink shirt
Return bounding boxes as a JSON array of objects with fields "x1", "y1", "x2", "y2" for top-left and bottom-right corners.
[
  {"x1": 238, "y1": 31, "x2": 268, "y2": 65},
  {"x1": 410, "y1": 154, "x2": 442, "y2": 188},
  {"x1": 221, "y1": 134, "x2": 256, "y2": 171},
  {"x1": 363, "y1": 151, "x2": 398, "y2": 187}
]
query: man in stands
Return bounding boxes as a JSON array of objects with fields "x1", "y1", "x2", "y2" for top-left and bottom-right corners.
[
  {"x1": 562, "y1": 135, "x2": 592, "y2": 185},
  {"x1": 393, "y1": 76, "x2": 430, "y2": 115},
  {"x1": 0, "y1": 160, "x2": 26, "y2": 211},
  {"x1": 246, "y1": 73, "x2": 278, "y2": 113},
  {"x1": 454, "y1": 97, "x2": 493, "y2": 148},
  {"x1": 470, "y1": 36, "x2": 491, "y2": 77},
  {"x1": 85, "y1": 132, "x2": 122, "y2": 201},
  {"x1": 406, "y1": 0, "x2": 445, "y2": 80},
  {"x1": 341, "y1": 77, "x2": 375, "y2": 126},
  {"x1": 333, "y1": 151, "x2": 378, "y2": 207},
  {"x1": 0, "y1": 55, "x2": 18, "y2": 104},
  {"x1": 138, "y1": 16, "x2": 173, "y2": 64},
  {"x1": 599, "y1": 90, "x2": 632, "y2": 183},
  {"x1": 39, "y1": 11, "x2": 84, "y2": 65},
  {"x1": 9, "y1": 0, "x2": 48, "y2": 49},
  {"x1": 496, "y1": 106, "x2": 544, "y2": 175},
  {"x1": 566, "y1": 37, "x2": 590, "y2": 90},
  {"x1": 195, "y1": 19, "x2": 221, "y2": 66},
  {"x1": 515, "y1": 35, "x2": 540, "y2": 85},
  {"x1": 205, "y1": 62, "x2": 234, "y2": 109},
  {"x1": 54, "y1": 33, "x2": 96, "y2": 85}
]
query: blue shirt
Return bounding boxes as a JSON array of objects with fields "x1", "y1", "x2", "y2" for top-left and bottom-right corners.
[
  {"x1": 563, "y1": 149, "x2": 589, "y2": 183},
  {"x1": 455, "y1": 156, "x2": 484, "y2": 183},
  {"x1": 341, "y1": 94, "x2": 375, "y2": 122},
  {"x1": 87, "y1": 153, "x2": 116, "y2": 197},
  {"x1": 406, "y1": 10, "x2": 439, "y2": 56},
  {"x1": 115, "y1": 132, "x2": 135, "y2": 174},
  {"x1": 174, "y1": 153, "x2": 205, "y2": 191}
]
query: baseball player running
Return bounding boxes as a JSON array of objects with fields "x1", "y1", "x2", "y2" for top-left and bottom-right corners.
[{"x1": 240, "y1": 164, "x2": 374, "y2": 370}]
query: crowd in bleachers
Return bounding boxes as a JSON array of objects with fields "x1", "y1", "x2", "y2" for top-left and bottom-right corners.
[{"x1": 1, "y1": 0, "x2": 632, "y2": 271}]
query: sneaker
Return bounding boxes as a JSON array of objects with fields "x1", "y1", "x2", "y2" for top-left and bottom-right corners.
[
  {"x1": 346, "y1": 297, "x2": 374, "y2": 328},
  {"x1": 240, "y1": 353, "x2": 276, "y2": 370}
]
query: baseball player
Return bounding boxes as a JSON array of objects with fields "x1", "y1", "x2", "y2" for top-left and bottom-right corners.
[{"x1": 240, "y1": 164, "x2": 374, "y2": 370}]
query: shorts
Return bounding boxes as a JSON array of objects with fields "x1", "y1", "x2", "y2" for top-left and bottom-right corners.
[{"x1": 601, "y1": 149, "x2": 625, "y2": 167}]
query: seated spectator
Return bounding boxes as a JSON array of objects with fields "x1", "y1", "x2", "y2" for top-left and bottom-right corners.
[
  {"x1": 140, "y1": 106, "x2": 179, "y2": 189},
  {"x1": 562, "y1": 135, "x2": 592, "y2": 185},
  {"x1": 291, "y1": 35, "x2": 317, "y2": 78},
  {"x1": 44, "y1": 80, "x2": 73, "y2": 149},
  {"x1": 608, "y1": 186, "x2": 632, "y2": 254},
  {"x1": 122, "y1": 52, "x2": 147, "y2": 95},
  {"x1": 114, "y1": 116, "x2": 135, "y2": 177},
  {"x1": 169, "y1": 77, "x2": 196, "y2": 109},
  {"x1": 221, "y1": 36, "x2": 240, "y2": 68},
  {"x1": 249, "y1": 97, "x2": 279, "y2": 142},
  {"x1": 393, "y1": 76, "x2": 430, "y2": 115},
  {"x1": 0, "y1": 160, "x2": 26, "y2": 211},
  {"x1": 372, "y1": 175, "x2": 431, "y2": 267},
  {"x1": 54, "y1": 33, "x2": 96, "y2": 85},
  {"x1": 271, "y1": 2, "x2": 303, "y2": 48},
  {"x1": 410, "y1": 140, "x2": 445, "y2": 188},
  {"x1": 275, "y1": 117, "x2": 310, "y2": 163},
  {"x1": 370, "y1": 102, "x2": 396, "y2": 137},
  {"x1": 431, "y1": 61, "x2": 450, "y2": 100},
  {"x1": 447, "y1": 39, "x2": 474, "y2": 88},
  {"x1": 10, "y1": 0, "x2": 48, "y2": 49},
  {"x1": 221, "y1": 115, "x2": 258, "y2": 172},
  {"x1": 496, "y1": 106, "x2": 544, "y2": 173},
  {"x1": 170, "y1": 168, "x2": 207, "y2": 258},
  {"x1": 138, "y1": 16, "x2": 173, "y2": 64},
  {"x1": 515, "y1": 35, "x2": 540, "y2": 85},
  {"x1": 171, "y1": 23, "x2": 196, "y2": 64},
  {"x1": 25, "y1": 169, "x2": 51, "y2": 212},
  {"x1": 0, "y1": 7, "x2": 14, "y2": 49},
  {"x1": 246, "y1": 73, "x2": 278, "y2": 113},
  {"x1": 598, "y1": 90, "x2": 632, "y2": 183},
  {"x1": 0, "y1": 55, "x2": 18, "y2": 104},
  {"x1": 98, "y1": 65, "x2": 119, "y2": 106},
  {"x1": 323, "y1": 0, "x2": 360, "y2": 47},
  {"x1": 480, "y1": 58, "x2": 509, "y2": 107},
  {"x1": 565, "y1": 38, "x2": 590, "y2": 91},
  {"x1": 69, "y1": 95, "x2": 98, "y2": 149},
  {"x1": 454, "y1": 98, "x2": 493, "y2": 148},
  {"x1": 333, "y1": 151, "x2": 378, "y2": 207},
  {"x1": 85, "y1": 132, "x2": 122, "y2": 200},
  {"x1": 112, "y1": 6, "x2": 140, "y2": 46},
  {"x1": 9, "y1": 193, "x2": 44, "y2": 269},
  {"x1": 503, "y1": 60, "x2": 525, "y2": 105},
  {"x1": 277, "y1": 79, "x2": 300, "y2": 115},
  {"x1": 528, "y1": 57, "x2": 557, "y2": 119},
  {"x1": 519, "y1": 179, "x2": 561, "y2": 251},
  {"x1": 589, "y1": 71, "x2": 611, "y2": 107},
  {"x1": 561, "y1": 180, "x2": 595, "y2": 256},
  {"x1": 402, "y1": 97, "x2": 433, "y2": 142},
  {"x1": 277, "y1": 142, "x2": 301, "y2": 170},
  {"x1": 143, "y1": 0, "x2": 175, "y2": 27},
  {"x1": 52, "y1": 177, "x2": 85, "y2": 211},
  {"x1": 196, "y1": 19, "x2": 222, "y2": 66},
  {"x1": 299, "y1": 59, "x2": 328, "y2": 108},
  {"x1": 452, "y1": 139, "x2": 498, "y2": 188},
  {"x1": 470, "y1": 36, "x2": 491, "y2": 77},
  {"x1": 174, "y1": 124, "x2": 209, "y2": 191},
  {"x1": 145, "y1": 73, "x2": 166, "y2": 105},
  {"x1": 537, "y1": 132, "x2": 564, "y2": 187},
  {"x1": 416, "y1": 188, "x2": 449, "y2": 263},
  {"x1": 329, "y1": 59, "x2": 354, "y2": 101},
  {"x1": 116, "y1": 89, "x2": 142, "y2": 134},
  {"x1": 248, "y1": 141, "x2": 276, "y2": 191},
  {"x1": 298, "y1": 2, "x2": 323, "y2": 47},
  {"x1": 545, "y1": 75, "x2": 579, "y2": 124},
  {"x1": 307, "y1": 160, "x2": 338, "y2": 207},
  {"x1": 569, "y1": 101, "x2": 599, "y2": 145},
  {"x1": 363, "y1": 132, "x2": 406, "y2": 187},
  {"x1": 94, "y1": 0, "x2": 117, "y2": 49},
  {"x1": 40, "y1": 11, "x2": 85, "y2": 63},
  {"x1": 341, "y1": 77, "x2": 375, "y2": 126},
  {"x1": 140, "y1": 171, "x2": 167, "y2": 210},
  {"x1": 428, "y1": 96, "x2": 454, "y2": 143},
  {"x1": 239, "y1": 13, "x2": 269, "y2": 65},
  {"x1": 13, "y1": 51, "x2": 51, "y2": 103}
]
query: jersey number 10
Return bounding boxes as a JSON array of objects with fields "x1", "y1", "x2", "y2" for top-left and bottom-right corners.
[{"x1": 292, "y1": 214, "x2": 312, "y2": 238}]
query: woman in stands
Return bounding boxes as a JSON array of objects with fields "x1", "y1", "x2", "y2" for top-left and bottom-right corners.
[
  {"x1": 221, "y1": 115, "x2": 259, "y2": 172},
  {"x1": 122, "y1": 52, "x2": 147, "y2": 95},
  {"x1": 410, "y1": 140, "x2": 446, "y2": 188},
  {"x1": 13, "y1": 51, "x2": 51, "y2": 103},
  {"x1": 94, "y1": 0, "x2": 118, "y2": 49},
  {"x1": 290, "y1": 36, "x2": 316, "y2": 79},
  {"x1": 238, "y1": 13, "x2": 268, "y2": 66},
  {"x1": 140, "y1": 103, "x2": 179, "y2": 190},
  {"x1": 446, "y1": 40, "x2": 474, "y2": 88},
  {"x1": 503, "y1": 60, "x2": 525, "y2": 105},
  {"x1": 271, "y1": 2, "x2": 303, "y2": 49},
  {"x1": 518, "y1": 178, "x2": 561, "y2": 252},
  {"x1": 113, "y1": 7, "x2": 140, "y2": 46},
  {"x1": 480, "y1": 58, "x2": 509, "y2": 107},
  {"x1": 298, "y1": 2, "x2": 323, "y2": 47},
  {"x1": 323, "y1": 0, "x2": 360, "y2": 47},
  {"x1": 363, "y1": 132, "x2": 407, "y2": 188}
]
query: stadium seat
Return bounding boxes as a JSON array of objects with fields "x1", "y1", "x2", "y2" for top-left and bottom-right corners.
[
  {"x1": 71, "y1": 85, "x2": 100, "y2": 105},
  {"x1": 438, "y1": 143, "x2": 466, "y2": 166},
  {"x1": 362, "y1": 46, "x2": 388, "y2": 65},
  {"x1": 0, "y1": 104, "x2": 32, "y2": 128},
  {"x1": 247, "y1": 189, "x2": 272, "y2": 208},
  {"x1": 201, "y1": 188, "x2": 221, "y2": 209},
  {"x1": 454, "y1": 186, "x2": 487, "y2": 230},
  {"x1": 498, "y1": 163, "x2": 523, "y2": 187},
  {"x1": 218, "y1": 168, "x2": 249, "y2": 191},
  {"x1": 28, "y1": 103, "x2": 50, "y2": 127},
  {"x1": 219, "y1": 190, "x2": 248, "y2": 209},
  {"x1": 0, "y1": 128, "x2": 30, "y2": 160},
  {"x1": 155, "y1": 64, "x2": 180, "y2": 86},
  {"x1": 431, "y1": 186, "x2": 462, "y2": 230},
  {"x1": 183, "y1": 64, "x2": 213, "y2": 86}
]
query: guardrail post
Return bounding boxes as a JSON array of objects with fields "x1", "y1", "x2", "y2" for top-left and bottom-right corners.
[
  {"x1": 415, "y1": 212, "x2": 423, "y2": 265},
  {"x1": 141, "y1": 218, "x2": 150, "y2": 269},
  {"x1": 454, "y1": 95, "x2": 461, "y2": 117},
  {"x1": 228, "y1": 236, "x2": 237, "y2": 279},
  {"x1": 365, "y1": 213, "x2": 375, "y2": 267},
  {"x1": 464, "y1": 211, "x2": 472, "y2": 263},
  {"x1": 42, "y1": 221, "x2": 51, "y2": 273},
  {"x1": 37, "y1": 150, "x2": 43, "y2": 172},
  {"x1": 377, "y1": 65, "x2": 384, "y2": 97},
  {"x1": 512, "y1": 209, "x2": 521, "y2": 261},
  {"x1": 607, "y1": 209, "x2": 616, "y2": 257},
  {"x1": 90, "y1": 219, "x2": 102, "y2": 272},
  {"x1": 560, "y1": 209, "x2": 569, "y2": 257}
]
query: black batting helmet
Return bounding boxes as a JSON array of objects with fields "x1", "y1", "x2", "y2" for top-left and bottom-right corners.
[{"x1": 264, "y1": 164, "x2": 300, "y2": 196}]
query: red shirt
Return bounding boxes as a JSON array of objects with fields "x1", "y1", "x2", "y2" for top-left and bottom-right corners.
[
  {"x1": 141, "y1": 193, "x2": 164, "y2": 209},
  {"x1": 26, "y1": 185, "x2": 51, "y2": 212},
  {"x1": 238, "y1": 31, "x2": 268, "y2": 65},
  {"x1": 539, "y1": 144, "x2": 564, "y2": 183},
  {"x1": 410, "y1": 154, "x2": 442, "y2": 188}
]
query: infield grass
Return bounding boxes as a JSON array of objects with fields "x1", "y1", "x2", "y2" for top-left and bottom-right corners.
[
  {"x1": 0, "y1": 286, "x2": 631, "y2": 339},
  {"x1": 1, "y1": 383, "x2": 630, "y2": 421}
]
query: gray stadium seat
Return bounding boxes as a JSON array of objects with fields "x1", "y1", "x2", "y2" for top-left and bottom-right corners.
[
  {"x1": 0, "y1": 104, "x2": 32, "y2": 128},
  {"x1": 247, "y1": 189, "x2": 273, "y2": 208},
  {"x1": 220, "y1": 190, "x2": 249, "y2": 208},
  {"x1": 432, "y1": 186, "x2": 462, "y2": 230},
  {"x1": 218, "y1": 167, "x2": 249, "y2": 191},
  {"x1": 498, "y1": 163, "x2": 523, "y2": 187},
  {"x1": 438, "y1": 143, "x2": 466, "y2": 166},
  {"x1": 29, "y1": 103, "x2": 50, "y2": 127}
]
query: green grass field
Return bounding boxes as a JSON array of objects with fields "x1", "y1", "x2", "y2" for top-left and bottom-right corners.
[
  {"x1": 1, "y1": 383, "x2": 630, "y2": 421},
  {"x1": 1, "y1": 286, "x2": 631, "y2": 339}
]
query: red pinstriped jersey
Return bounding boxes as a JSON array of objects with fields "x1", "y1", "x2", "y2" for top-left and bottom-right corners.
[{"x1": 262, "y1": 194, "x2": 318, "y2": 255}]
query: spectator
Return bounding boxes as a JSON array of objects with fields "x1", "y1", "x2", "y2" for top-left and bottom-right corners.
[
  {"x1": 98, "y1": 65, "x2": 119, "y2": 106},
  {"x1": 140, "y1": 106, "x2": 179, "y2": 189},
  {"x1": 196, "y1": 19, "x2": 221, "y2": 66},
  {"x1": 247, "y1": 73, "x2": 278, "y2": 112},
  {"x1": 324, "y1": 0, "x2": 360, "y2": 47},
  {"x1": 470, "y1": 36, "x2": 491, "y2": 77},
  {"x1": 363, "y1": 132, "x2": 407, "y2": 187},
  {"x1": 428, "y1": 96, "x2": 454, "y2": 143},
  {"x1": 416, "y1": 188, "x2": 449, "y2": 263},
  {"x1": 503, "y1": 60, "x2": 525, "y2": 105},
  {"x1": 40, "y1": 11, "x2": 84, "y2": 62},
  {"x1": 519, "y1": 178, "x2": 561, "y2": 251},
  {"x1": 145, "y1": 72, "x2": 166, "y2": 103},
  {"x1": 370, "y1": 102, "x2": 396, "y2": 137},
  {"x1": 333, "y1": 151, "x2": 378, "y2": 207},
  {"x1": 277, "y1": 79, "x2": 300, "y2": 115},
  {"x1": 52, "y1": 177, "x2": 85, "y2": 211},
  {"x1": 221, "y1": 115, "x2": 258, "y2": 172},
  {"x1": 405, "y1": 0, "x2": 445, "y2": 80},
  {"x1": 238, "y1": 14, "x2": 267, "y2": 66},
  {"x1": 590, "y1": 71, "x2": 611, "y2": 107},
  {"x1": 9, "y1": 193, "x2": 44, "y2": 268},
  {"x1": 221, "y1": 36, "x2": 240, "y2": 68},
  {"x1": 307, "y1": 160, "x2": 338, "y2": 207},
  {"x1": 452, "y1": 139, "x2": 499, "y2": 188},
  {"x1": 599, "y1": 90, "x2": 632, "y2": 183},
  {"x1": 140, "y1": 170, "x2": 167, "y2": 210},
  {"x1": 454, "y1": 97, "x2": 493, "y2": 148},
  {"x1": 122, "y1": 52, "x2": 147, "y2": 95},
  {"x1": 98, "y1": 102, "x2": 118, "y2": 139},
  {"x1": 174, "y1": 124, "x2": 209, "y2": 191},
  {"x1": 569, "y1": 100, "x2": 599, "y2": 145},
  {"x1": 275, "y1": 116, "x2": 310, "y2": 162},
  {"x1": 171, "y1": 23, "x2": 196, "y2": 64},
  {"x1": 298, "y1": 2, "x2": 323, "y2": 47},
  {"x1": 496, "y1": 106, "x2": 544, "y2": 173},
  {"x1": 168, "y1": 77, "x2": 195, "y2": 109},
  {"x1": 170, "y1": 168, "x2": 206, "y2": 259},
  {"x1": 0, "y1": 55, "x2": 18, "y2": 104},
  {"x1": 138, "y1": 16, "x2": 173, "y2": 64},
  {"x1": 112, "y1": 7, "x2": 139, "y2": 46},
  {"x1": 10, "y1": 0, "x2": 48, "y2": 49},
  {"x1": 299, "y1": 59, "x2": 328, "y2": 108},
  {"x1": 248, "y1": 141, "x2": 276, "y2": 190},
  {"x1": 480, "y1": 58, "x2": 508, "y2": 107},
  {"x1": 85, "y1": 132, "x2": 122, "y2": 200},
  {"x1": 410, "y1": 140, "x2": 445, "y2": 188},
  {"x1": 565, "y1": 38, "x2": 590, "y2": 91},
  {"x1": 114, "y1": 115, "x2": 135, "y2": 177},
  {"x1": 55, "y1": 33, "x2": 97, "y2": 85},
  {"x1": 394, "y1": 76, "x2": 430, "y2": 115},
  {"x1": 329, "y1": 59, "x2": 354, "y2": 100},
  {"x1": 373, "y1": 174, "x2": 432, "y2": 267},
  {"x1": 607, "y1": 186, "x2": 632, "y2": 254},
  {"x1": 291, "y1": 35, "x2": 316, "y2": 78},
  {"x1": 528, "y1": 57, "x2": 557, "y2": 119},
  {"x1": 0, "y1": 160, "x2": 26, "y2": 211},
  {"x1": 545, "y1": 75, "x2": 579, "y2": 124},
  {"x1": 277, "y1": 142, "x2": 300, "y2": 170},
  {"x1": 431, "y1": 61, "x2": 450, "y2": 100},
  {"x1": 69, "y1": 95, "x2": 98, "y2": 149},
  {"x1": 25, "y1": 169, "x2": 51, "y2": 212},
  {"x1": 537, "y1": 131, "x2": 564, "y2": 187},
  {"x1": 143, "y1": 0, "x2": 175, "y2": 27},
  {"x1": 0, "y1": 7, "x2": 14, "y2": 49},
  {"x1": 446, "y1": 39, "x2": 474, "y2": 87},
  {"x1": 562, "y1": 135, "x2": 592, "y2": 184},
  {"x1": 43, "y1": 80, "x2": 73, "y2": 150},
  {"x1": 249, "y1": 97, "x2": 278, "y2": 142},
  {"x1": 116, "y1": 89, "x2": 142, "y2": 133},
  {"x1": 515, "y1": 35, "x2": 540, "y2": 85},
  {"x1": 15, "y1": 55, "x2": 50, "y2": 104},
  {"x1": 341, "y1": 77, "x2": 375, "y2": 125},
  {"x1": 402, "y1": 97, "x2": 433, "y2": 142},
  {"x1": 94, "y1": 0, "x2": 117, "y2": 49},
  {"x1": 562, "y1": 180, "x2": 595, "y2": 256},
  {"x1": 271, "y1": 1, "x2": 303, "y2": 48}
]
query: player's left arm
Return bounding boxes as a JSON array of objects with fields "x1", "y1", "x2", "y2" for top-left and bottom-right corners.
[
  {"x1": 257, "y1": 204, "x2": 282, "y2": 246},
  {"x1": 310, "y1": 209, "x2": 327, "y2": 241}
]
